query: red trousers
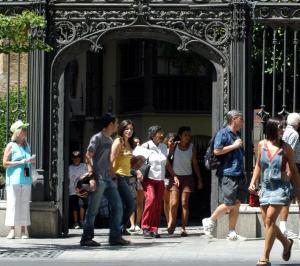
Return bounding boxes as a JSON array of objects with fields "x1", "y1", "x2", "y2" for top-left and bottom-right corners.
[{"x1": 141, "y1": 178, "x2": 165, "y2": 233}]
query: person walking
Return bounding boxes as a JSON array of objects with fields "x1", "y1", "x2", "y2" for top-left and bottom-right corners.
[
  {"x1": 141, "y1": 125, "x2": 168, "y2": 238},
  {"x1": 202, "y1": 110, "x2": 246, "y2": 240},
  {"x1": 163, "y1": 132, "x2": 176, "y2": 226},
  {"x1": 129, "y1": 138, "x2": 145, "y2": 233},
  {"x1": 279, "y1": 112, "x2": 300, "y2": 239},
  {"x1": 80, "y1": 113, "x2": 129, "y2": 247},
  {"x1": 2, "y1": 120, "x2": 35, "y2": 239},
  {"x1": 111, "y1": 120, "x2": 136, "y2": 235},
  {"x1": 248, "y1": 117, "x2": 299, "y2": 266},
  {"x1": 167, "y1": 126, "x2": 203, "y2": 237}
]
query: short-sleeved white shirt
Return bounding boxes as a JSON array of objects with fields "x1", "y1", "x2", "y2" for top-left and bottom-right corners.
[
  {"x1": 69, "y1": 163, "x2": 87, "y2": 195},
  {"x1": 283, "y1": 125, "x2": 300, "y2": 164},
  {"x1": 142, "y1": 141, "x2": 167, "y2": 181}
]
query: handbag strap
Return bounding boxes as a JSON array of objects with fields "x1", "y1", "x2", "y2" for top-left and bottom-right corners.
[{"x1": 145, "y1": 143, "x2": 150, "y2": 164}]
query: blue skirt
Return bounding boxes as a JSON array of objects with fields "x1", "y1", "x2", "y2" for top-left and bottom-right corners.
[{"x1": 260, "y1": 180, "x2": 291, "y2": 206}]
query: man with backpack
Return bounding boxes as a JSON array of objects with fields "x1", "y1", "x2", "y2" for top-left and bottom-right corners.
[{"x1": 202, "y1": 110, "x2": 246, "y2": 240}]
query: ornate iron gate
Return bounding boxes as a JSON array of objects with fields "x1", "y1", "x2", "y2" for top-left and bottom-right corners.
[
  {"x1": 0, "y1": 52, "x2": 28, "y2": 199},
  {"x1": 47, "y1": 0, "x2": 236, "y2": 232},
  {"x1": 1, "y1": 0, "x2": 300, "y2": 236},
  {"x1": 252, "y1": 3, "x2": 300, "y2": 122}
]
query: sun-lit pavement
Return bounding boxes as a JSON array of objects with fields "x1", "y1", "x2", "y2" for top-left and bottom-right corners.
[{"x1": 0, "y1": 226, "x2": 300, "y2": 266}]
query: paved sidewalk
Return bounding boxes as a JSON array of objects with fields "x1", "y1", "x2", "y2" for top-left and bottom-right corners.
[{"x1": 0, "y1": 226, "x2": 299, "y2": 266}]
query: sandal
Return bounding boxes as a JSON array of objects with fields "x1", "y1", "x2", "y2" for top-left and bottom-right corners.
[
  {"x1": 167, "y1": 224, "x2": 176, "y2": 235},
  {"x1": 180, "y1": 230, "x2": 188, "y2": 237},
  {"x1": 256, "y1": 259, "x2": 271, "y2": 266},
  {"x1": 282, "y1": 238, "x2": 294, "y2": 261}
]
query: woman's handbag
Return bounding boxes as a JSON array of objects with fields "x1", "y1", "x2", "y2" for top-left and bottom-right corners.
[
  {"x1": 138, "y1": 143, "x2": 151, "y2": 181},
  {"x1": 248, "y1": 192, "x2": 260, "y2": 207},
  {"x1": 139, "y1": 163, "x2": 151, "y2": 181}
]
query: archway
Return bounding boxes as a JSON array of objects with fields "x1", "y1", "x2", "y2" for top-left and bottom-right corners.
[{"x1": 49, "y1": 26, "x2": 228, "y2": 234}]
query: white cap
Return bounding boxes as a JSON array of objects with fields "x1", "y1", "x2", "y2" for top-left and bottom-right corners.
[{"x1": 10, "y1": 120, "x2": 29, "y2": 133}]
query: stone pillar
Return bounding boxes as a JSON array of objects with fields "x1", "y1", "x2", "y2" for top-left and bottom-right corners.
[
  {"x1": 230, "y1": 0, "x2": 252, "y2": 186},
  {"x1": 27, "y1": 50, "x2": 46, "y2": 201},
  {"x1": 210, "y1": 63, "x2": 227, "y2": 213}
]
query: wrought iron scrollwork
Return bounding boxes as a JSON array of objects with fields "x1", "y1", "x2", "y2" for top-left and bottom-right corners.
[
  {"x1": 254, "y1": 3, "x2": 300, "y2": 22},
  {"x1": 49, "y1": 81, "x2": 59, "y2": 198},
  {"x1": 256, "y1": 107, "x2": 270, "y2": 124},
  {"x1": 205, "y1": 21, "x2": 229, "y2": 45},
  {"x1": 133, "y1": 0, "x2": 150, "y2": 19},
  {"x1": 55, "y1": 21, "x2": 76, "y2": 45},
  {"x1": 48, "y1": 0, "x2": 238, "y2": 194}
]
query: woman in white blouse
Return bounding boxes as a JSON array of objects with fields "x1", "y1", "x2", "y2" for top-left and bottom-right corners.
[{"x1": 141, "y1": 125, "x2": 167, "y2": 239}]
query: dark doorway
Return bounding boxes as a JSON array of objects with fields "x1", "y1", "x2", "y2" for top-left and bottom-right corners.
[{"x1": 63, "y1": 38, "x2": 215, "y2": 229}]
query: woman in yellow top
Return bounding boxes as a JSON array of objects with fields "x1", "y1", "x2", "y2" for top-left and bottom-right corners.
[{"x1": 111, "y1": 120, "x2": 136, "y2": 235}]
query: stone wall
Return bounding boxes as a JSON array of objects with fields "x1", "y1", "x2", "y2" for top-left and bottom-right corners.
[
  {"x1": 216, "y1": 204, "x2": 300, "y2": 238},
  {"x1": 0, "y1": 53, "x2": 28, "y2": 94},
  {"x1": 0, "y1": 201, "x2": 60, "y2": 238}
]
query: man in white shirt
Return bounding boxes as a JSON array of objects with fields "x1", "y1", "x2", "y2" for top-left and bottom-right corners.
[{"x1": 280, "y1": 113, "x2": 300, "y2": 239}]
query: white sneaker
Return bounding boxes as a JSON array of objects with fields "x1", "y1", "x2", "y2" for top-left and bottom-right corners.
[
  {"x1": 135, "y1": 225, "x2": 141, "y2": 231},
  {"x1": 226, "y1": 231, "x2": 246, "y2": 241},
  {"x1": 284, "y1": 230, "x2": 298, "y2": 239},
  {"x1": 202, "y1": 218, "x2": 215, "y2": 237},
  {"x1": 6, "y1": 230, "x2": 15, "y2": 239},
  {"x1": 21, "y1": 234, "x2": 29, "y2": 239},
  {"x1": 73, "y1": 222, "x2": 80, "y2": 229},
  {"x1": 128, "y1": 225, "x2": 136, "y2": 232}
]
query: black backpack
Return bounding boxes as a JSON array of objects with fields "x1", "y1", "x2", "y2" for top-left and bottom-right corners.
[{"x1": 204, "y1": 134, "x2": 221, "y2": 170}]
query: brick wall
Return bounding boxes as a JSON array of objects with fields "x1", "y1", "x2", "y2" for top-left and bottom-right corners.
[{"x1": 0, "y1": 53, "x2": 28, "y2": 93}]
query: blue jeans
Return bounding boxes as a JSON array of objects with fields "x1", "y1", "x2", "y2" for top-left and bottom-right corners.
[
  {"x1": 117, "y1": 176, "x2": 136, "y2": 228},
  {"x1": 81, "y1": 178, "x2": 123, "y2": 242}
]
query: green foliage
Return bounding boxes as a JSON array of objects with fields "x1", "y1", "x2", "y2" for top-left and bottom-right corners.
[
  {"x1": 252, "y1": 23, "x2": 294, "y2": 75},
  {"x1": 0, "y1": 88, "x2": 27, "y2": 176},
  {"x1": 0, "y1": 10, "x2": 52, "y2": 53}
]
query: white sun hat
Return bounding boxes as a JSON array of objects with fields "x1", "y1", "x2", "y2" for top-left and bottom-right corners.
[{"x1": 10, "y1": 120, "x2": 29, "y2": 133}]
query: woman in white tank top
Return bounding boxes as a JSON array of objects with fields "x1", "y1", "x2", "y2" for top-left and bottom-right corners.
[{"x1": 166, "y1": 126, "x2": 203, "y2": 237}]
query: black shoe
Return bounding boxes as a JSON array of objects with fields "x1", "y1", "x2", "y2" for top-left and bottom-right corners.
[
  {"x1": 109, "y1": 237, "x2": 130, "y2": 246},
  {"x1": 80, "y1": 239, "x2": 101, "y2": 246},
  {"x1": 143, "y1": 229, "x2": 152, "y2": 239},
  {"x1": 180, "y1": 230, "x2": 188, "y2": 237},
  {"x1": 151, "y1": 232, "x2": 161, "y2": 238},
  {"x1": 167, "y1": 224, "x2": 176, "y2": 235},
  {"x1": 122, "y1": 228, "x2": 131, "y2": 236}
]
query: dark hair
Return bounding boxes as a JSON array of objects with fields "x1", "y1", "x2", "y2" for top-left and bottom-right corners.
[
  {"x1": 148, "y1": 125, "x2": 162, "y2": 140},
  {"x1": 163, "y1": 132, "x2": 176, "y2": 146},
  {"x1": 265, "y1": 117, "x2": 283, "y2": 141},
  {"x1": 177, "y1": 126, "x2": 191, "y2": 137},
  {"x1": 100, "y1": 113, "x2": 116, "y2": 129},
  {"x1": 118, "y1": 120, "x2": 135, "y2": 149}
]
